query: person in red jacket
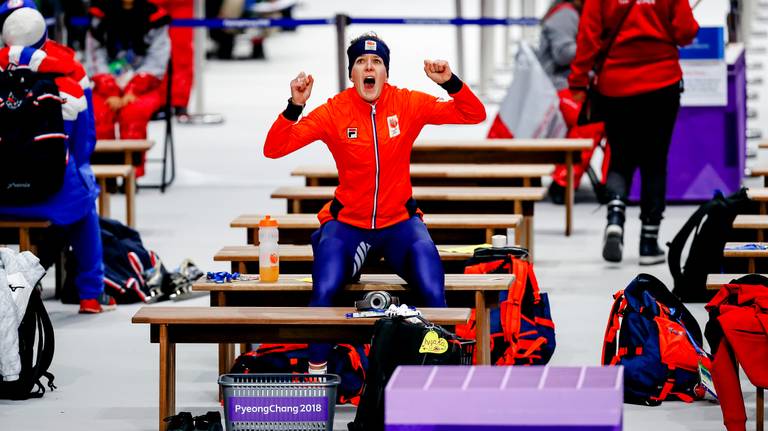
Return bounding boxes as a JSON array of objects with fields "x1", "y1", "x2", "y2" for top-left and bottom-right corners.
[
  {"x1": 264, "y1": 32, "x2": 486, "y2": 374},
  {"x1": 569, "y1": 0, "x2": 698, "y2": 265},
  {"x1": 86, "y1": 0, "x2": 171, "y2": 177}
]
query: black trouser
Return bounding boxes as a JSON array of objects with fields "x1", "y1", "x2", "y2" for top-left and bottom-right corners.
[{"x1": 601, "y1": 82, "x2": 682, "y2": 225}]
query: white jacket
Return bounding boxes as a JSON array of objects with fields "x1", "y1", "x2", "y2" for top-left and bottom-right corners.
[{"x1": 0, "y1": 248, "x2": 46, "y2": 381}]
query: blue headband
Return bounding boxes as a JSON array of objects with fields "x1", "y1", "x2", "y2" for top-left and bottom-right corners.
[{"x1": 347, "y1": 37, "x2": 390, "y2": 77}]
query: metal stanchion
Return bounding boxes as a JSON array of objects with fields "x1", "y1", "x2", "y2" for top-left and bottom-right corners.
[
  {"x1": 455, "y1": 0, "x2": 465, "y2": 78},
  {"x1": 178, "y1": 0, "x2": 224, "y2": 125},
  {"x1": 335, "y1": 14, "x2": 349, "y2": 93},
  {"x1": 479, "y1": 0, "x2": 495, "y2": 97}
]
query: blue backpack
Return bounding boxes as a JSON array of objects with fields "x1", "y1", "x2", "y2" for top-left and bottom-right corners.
[{"x1": 602, "y1": 274, "x2": 710, "y2": 405}]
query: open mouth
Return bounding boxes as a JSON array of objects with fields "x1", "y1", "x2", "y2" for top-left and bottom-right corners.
[{"x1": 363, "y1": 76, "x2": 375, "y2": 90}]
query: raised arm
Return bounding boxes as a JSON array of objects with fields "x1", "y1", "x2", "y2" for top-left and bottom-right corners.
[
  {"x1": 416, "y1": 59, "x2": 486, "y2": 125},
  {"x1": 263, "y1": 72, "x2": 330, "y2": 159}
]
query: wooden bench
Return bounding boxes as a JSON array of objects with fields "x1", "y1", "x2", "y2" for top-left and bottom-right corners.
[
  {"x1": 410, "y1": 139, "x2": 593, "y2": 236},
  {"x1": 132, "y1": 306, "x2": 470, "y2": 431},
  {"x1": 271, "y1": 186, "x2": 544, "y2": 255},
  {"x1": 193, "y1": 273, "x2": 511, "y2": 371},
  {"x1": 292, "y1": 163, "x2": 554, "y2": 187},
  {"x1": 92, "y1": 164, "x2": 136, "y2": 227},
  {"x1": 231, "y1": 213, "x2": 523, "y2": 247},
  {"x1": 724, "y1": 242, "x2": 768, "y2": 273},
  {"x1": 747, "y1": 188, "x2": 768, "y2": 214},
  {"x1": 748, "y1": 166, "x2": 768, "y2": 187},
  {"x1": 215, "y1": 244, "x2": 486, "y2": 274},
  {"x1": 93, "y1": 139, "x2": 154, "y2": 167},
  {"x1": 0, "y1": 219, "x2": 51, "y2": 252},
  {"x1": 705, "y1": 273, "x2": 767, "y2": 289}
]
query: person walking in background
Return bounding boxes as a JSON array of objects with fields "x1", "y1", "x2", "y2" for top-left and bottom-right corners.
[
  {"x1": 569, "y1": 0, "x2": 699, "y2": 264},
  {"x1": 538, "y1": 0, "x2": 609, "y2": 205}
]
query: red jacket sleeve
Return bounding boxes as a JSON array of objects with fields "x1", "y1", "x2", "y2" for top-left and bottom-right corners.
[
  {"x1": 669, "y1": 0, "x2": 699, "y2": 46},
  {"x1": 263, "y1": 104, "x2": 332, "y2": 159},
  {"x1": 92, "y1": 73, "x2": 121, "y2": 98},
  {"x1": 568, "y1": 0, "x2": 603, "y2": 90},
  {"x1": 412, "y1": 83, "x2": 486, "y2": 126},
  {"x1": 124, "y1": 73, "x2": 162, "y2": 95}
]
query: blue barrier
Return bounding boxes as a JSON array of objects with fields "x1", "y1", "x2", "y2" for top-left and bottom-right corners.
[{"x1": 67, "y1": 16, "x2": 539, "y2": 29}]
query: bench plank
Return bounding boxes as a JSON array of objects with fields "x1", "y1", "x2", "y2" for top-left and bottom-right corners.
[
  {"x1": 705, "y1": 273, "x2": 762, "y2": 290},
  {"x1": 93, "y1": 139, "x2": 154, "y2": 167},
  {"x1": 293, "y1": 163, "x2": 553, "y2": 187},
  {"x1": 232, "y1": 213, "x2": 522, "y2": 245},
  {"x1": 724, "y1": 242, "x2": 768, "y2": 272},
  {"x1": 272, "y1": 185, "x2": 546, "y2": 201},
  {"x1": 215, "y1": 244, "x2": 481, "y2": 274},
  {"x1": 132, "y1": 306, "x2": 468, "y2": 326}
]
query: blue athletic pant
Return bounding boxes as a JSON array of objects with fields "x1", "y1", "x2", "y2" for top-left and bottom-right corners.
[
  {"x1": 66, "y1": 207, "x2": 105, "y2": 300},
  {"x1": 308, "y1": 216, "x2": 446, "y2": 363}
]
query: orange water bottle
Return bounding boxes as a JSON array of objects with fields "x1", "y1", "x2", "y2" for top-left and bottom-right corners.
[{"x1": 258, "y1": 215, "x2": 279, "y2": 282}]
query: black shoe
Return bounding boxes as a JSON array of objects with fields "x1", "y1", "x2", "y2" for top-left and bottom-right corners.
[
  {"x1": 602, "y1": 224, "x2": 624, "y2": 262},
  {"x1": 548, "y1": 181, "x2": 566, "y2": 205},
  {"x1": 194, "y1": 411, "x2": 223, "y2": 431},
  {"x1": 639, "y1": 224, "x2": 666, "y2": 265},
  {"x1": 164, "y1": 412, "x2": 195, "y2": 431},
  {"x1": 602, "y1": 199, "x2": 625, "y2": 263}
]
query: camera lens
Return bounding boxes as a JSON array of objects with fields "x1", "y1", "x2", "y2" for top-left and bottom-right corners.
[{"x1": 369, "y1": 292, "x2": 387, "y2": 309}]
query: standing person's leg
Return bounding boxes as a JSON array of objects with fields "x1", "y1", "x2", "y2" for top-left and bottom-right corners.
[
  {"x1": 601, "y1": 94, "x2": 642, "y2": 263},
  {"x1": 308, "y1": 220, "x2": 370, "y2": 372},
  {"x1": 379, "y1": 216, "x2": 446, "y2": 307},
  {"x1": 637, "y1": 83, "x2": 681, "y2": 265},
  {"x1": 69, "y1": 207, "x2": 108, "y2": 314}
]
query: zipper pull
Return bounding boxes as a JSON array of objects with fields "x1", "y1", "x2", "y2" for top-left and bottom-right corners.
[{"x1": 371, "y1": 104, "x2": 376, "y2": 115}]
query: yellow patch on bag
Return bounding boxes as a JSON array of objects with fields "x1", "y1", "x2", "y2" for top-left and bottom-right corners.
[{"x1": 419, "y1": 330, "x2": 448, "y2": 354}]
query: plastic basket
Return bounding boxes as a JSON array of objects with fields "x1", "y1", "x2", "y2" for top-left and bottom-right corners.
[
  {"x1": 457, "y1": 339, "x2": 476, "y2": 365},
  {"x1": 219, "y1": 373, "x2": 341, "y2": 431}
]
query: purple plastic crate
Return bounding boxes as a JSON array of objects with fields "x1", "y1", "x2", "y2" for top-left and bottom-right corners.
[{"x1": 385, "y1": 366, "x2": 623, "y2": 431}]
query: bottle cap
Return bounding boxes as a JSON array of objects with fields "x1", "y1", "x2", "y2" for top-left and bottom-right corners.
[{"x1": 259, "y1": 215, "x2": 279, "y2": 227}]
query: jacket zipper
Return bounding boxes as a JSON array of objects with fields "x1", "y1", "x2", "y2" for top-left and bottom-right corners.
[{"x1": 370, "y1": 104, "x2": 380, "y2": 229}]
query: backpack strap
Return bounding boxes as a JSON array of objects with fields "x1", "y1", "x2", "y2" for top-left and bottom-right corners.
[
  {"x1": 501, "y1": 258, "x2": 529, "y2": 343},
  {"x1": 25, "y1": 290, "x2": 56, "y2": 398},
  {"x1": 666, "y1": 196, "x2": 723, "y2": 288},
  {"x1": 638, "y1": 273, "x2": 704, "y2": 347},
  {"x1": 601, "y1": 289, "x2": 626, "y2": 365}
]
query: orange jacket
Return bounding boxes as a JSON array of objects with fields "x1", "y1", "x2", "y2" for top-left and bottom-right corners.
[{"x1": 264, "y1": 81, "x2": 486, "y2": 229}]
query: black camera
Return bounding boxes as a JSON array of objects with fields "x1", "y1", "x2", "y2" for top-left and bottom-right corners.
[{"x1": 354, "y1": 291, "x2": 400, "y2": 311}]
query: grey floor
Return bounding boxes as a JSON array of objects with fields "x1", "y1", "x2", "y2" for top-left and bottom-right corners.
[{"x1": 2, "y1": 0, "x2": 768, "y2": 429}]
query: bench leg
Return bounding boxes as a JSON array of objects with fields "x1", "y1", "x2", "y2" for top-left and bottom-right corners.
[
  {"x1": 565, "y1": 151, "x2": 573, "y2": 236},
  {"x1": 159, "y1": 325, "x2": 175, "y2": 431},
  {"x1": 18, "y1": 228, "x2": 31, "y2": 252},
  {"x1": 475, "y1": 291, "x2": 491, "y2": 365},
  {"x1": 758, "y1": 387, "x2": 764, "y2": 431},
  {"x1": 218, "y1": 344, "x2": 235, "y2": 400},
  {"x1": 524, "y1": 215, "x2": 534, "y2": 262},
  {"x1": 750, "y1": 258, "x2": 757, "y2": 274},
  {"x1": 127, "y1": 168, "x2": 136, "y2": 228},
  {"x1": 97, "y1": 178, "x2": 110, "y2": 219}
]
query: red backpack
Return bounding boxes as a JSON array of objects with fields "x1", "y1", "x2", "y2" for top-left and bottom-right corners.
[
  {"x1": 229, "y1": 343, "x2": 368, "y2": 405},
  {"x1": 456, "y1": 247, "x2": 556, "y2": 365},
  {"x1": 705, "y1": 274, "x2": 768, "y2": 431}
]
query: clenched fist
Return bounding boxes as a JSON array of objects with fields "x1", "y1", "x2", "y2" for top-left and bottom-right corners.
[
  {"x1": 423, "y1": 60, "x2": 452, "y2": 84},
  {"x1": 290, "y1": 72, "x2": 314, "y2": 106}
]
